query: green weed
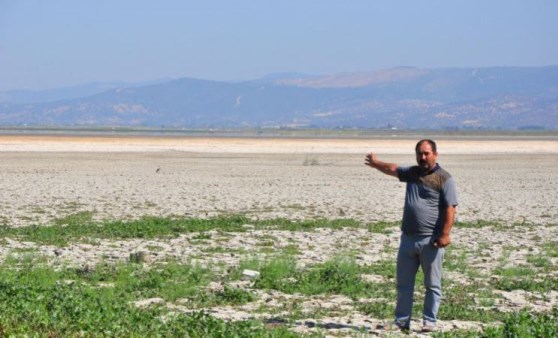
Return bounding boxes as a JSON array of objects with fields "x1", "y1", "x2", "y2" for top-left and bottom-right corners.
[
  {"x1": 282, "y1": 244, "x2": 301, "y2": 256},
  {"x1": 269, "y1": 218, "x2": 363, "y2": 231},
  {"x1": 495, "y1": 307, "x2": 558, "y2": 337},
  {"x1": 527, "y1": 254, "x2": 552, "y2": 269},
  {"x1": 0, "y1": 215, "x2": 376, "y2": 246},
  {"x1": 434, "y1": 307, "x2": 558, "y2": 338},
  {"x1": 366, "y1": 221, "x2": 398, "y2": 234},
  {"x1": 0, "y1": 258, "x2": 291, "y2": 336},
  {"x1": 54, "y1": 211, "x2": 95, "y2": 226},
  {"x1": 455, "y1": 220, "x2": 502, "y2": 228},
  {"x1": 491, "y1": 265, "x2": 558, "y2": 291},
  {"x1": 439, "y1": 282, "x2": 505, "y2": 322},
  {"x1": 542, "y1": 240, "x2": 558, "y2": 258},
  {"x1": 493, "y1": 276, "x2": 558, "y2": 292},
  {"x1": 0, "y1": 214, "x2": 252, "y2": 246}
]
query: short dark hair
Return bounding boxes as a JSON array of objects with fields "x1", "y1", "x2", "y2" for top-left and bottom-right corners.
[{"x1": 415, "y1": 139, "x2": 437, "y2": 153}]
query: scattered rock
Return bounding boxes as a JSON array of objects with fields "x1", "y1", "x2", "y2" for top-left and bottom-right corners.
[
  {"x1": 242, "y1": 269, "x2": 260, "y2": 280},
  {"x1": 129, "y1": 251, "x2": 153, "y2": 264}
]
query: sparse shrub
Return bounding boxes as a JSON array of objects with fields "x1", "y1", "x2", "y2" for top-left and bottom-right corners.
[
  {"x1": 214, "y1": 286, "x2": 256, "y2": 305},
  {"x1": 254, "y1": 257, "x2": 299, "y2": 292},
  {"x1": 302, "y1": 156, "x2": 320, "y2": 166},
  {"x1": 300, "y1": 257, "x2": 364, "y2": 295}
]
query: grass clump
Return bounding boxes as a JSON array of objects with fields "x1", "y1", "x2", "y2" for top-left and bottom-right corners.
[
  {"x1": 297, "y1": 258, "x2": 366, "y2": 296},
  {"x1": 541, "y1": 240, "x2": 558, "y2": 258},
  {"x1": 254, "y1": 256, "x2": 368, "y2": 296},
  {"x1": 252, "y1": 256, "x2": 394, "y2": 300}
]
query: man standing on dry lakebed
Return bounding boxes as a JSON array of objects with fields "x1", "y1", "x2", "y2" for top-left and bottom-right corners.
[{"x1": 365, "y1": 139, "x2": 458, "y2": 333}]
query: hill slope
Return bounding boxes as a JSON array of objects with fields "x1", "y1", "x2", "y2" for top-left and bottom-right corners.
[{"x1": 1, "y1": 66, "x2": 557, "y2": 129}]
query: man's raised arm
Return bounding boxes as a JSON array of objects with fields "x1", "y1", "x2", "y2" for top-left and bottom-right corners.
[{"x1": 365, "y1": 152, "x2": 399, "y2": 177}]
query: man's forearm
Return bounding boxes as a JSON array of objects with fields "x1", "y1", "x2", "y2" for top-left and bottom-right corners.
[
  {"x1": 434, "y1": 206, "x2": 456, "y2": 248},
  {"x1": 365, "y1": 153, "x2": 398, "y2": 177},
  {"x1": 373, "y1": 161, "x2": 399, "y2": 177},
  {"x1": 441, "y1": 206, "x2": 456, "y2": 236}
]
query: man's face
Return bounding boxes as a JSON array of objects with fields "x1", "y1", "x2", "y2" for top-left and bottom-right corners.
[{"x1": 416, "y1": 142, "x2": 438, "y2": 173}]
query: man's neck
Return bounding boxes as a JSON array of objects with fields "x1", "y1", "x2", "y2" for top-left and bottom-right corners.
[{"x1": 420, "y1": 163, "x2": 439, "y2": 175}]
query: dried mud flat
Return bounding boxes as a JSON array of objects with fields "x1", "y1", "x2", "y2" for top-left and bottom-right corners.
[{"x1": 1, "y1": 135, "x2": 557, "y2": 336}]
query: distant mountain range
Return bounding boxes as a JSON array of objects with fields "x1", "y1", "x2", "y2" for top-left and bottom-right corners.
[{"x1": 1, "y1": 66, "x2": 557, "y2": 130}]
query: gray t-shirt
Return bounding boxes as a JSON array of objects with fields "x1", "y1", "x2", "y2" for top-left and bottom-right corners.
[{"x1": 397, "y1": 164, "x2": 458, "y2": 236}]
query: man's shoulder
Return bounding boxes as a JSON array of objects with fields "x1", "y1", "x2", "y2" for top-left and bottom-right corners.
[
  {"x1": 421, "y1": 165, "x2": 454, "y2": 191},
  {"x1": 434, "y1": 166, "x2": 453, "y2": 181},
  {"x1": 398, "y1": 165, "x2": 421, "y2": 174},
  {"x1": 397, "y1": 165, "x2": 421, "y2": 181}
]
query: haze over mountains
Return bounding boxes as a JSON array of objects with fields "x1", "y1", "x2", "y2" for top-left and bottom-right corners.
[{"x1": 1, "y1": 66, "x2": 557, "y2": 130}]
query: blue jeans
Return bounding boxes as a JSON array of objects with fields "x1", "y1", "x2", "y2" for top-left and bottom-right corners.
[{"x1": 395, "y1": 233, "x2": 444, "y2": 328}]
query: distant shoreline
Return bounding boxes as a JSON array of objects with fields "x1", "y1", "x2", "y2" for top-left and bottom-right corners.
[
  {"x1": 1, "y1": 132, "x2": 557, "y2": 155},
  {"x1": 1, "y1": 126, "x2": 557, "y2": 141}
]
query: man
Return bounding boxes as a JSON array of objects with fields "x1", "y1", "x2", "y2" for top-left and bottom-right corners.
[{"x1": 365, "y1": 139, "x2": 458, "y2": 333}]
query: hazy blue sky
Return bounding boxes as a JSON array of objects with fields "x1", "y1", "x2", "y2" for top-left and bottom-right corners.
[{"x1": 1, "y1": 0, "x2": 557, "y2": 90}]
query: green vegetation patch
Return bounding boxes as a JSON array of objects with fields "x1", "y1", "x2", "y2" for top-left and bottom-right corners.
[
  {"x1": 254, "y1": 256, "x2": 363, "y2": 295},
  {"x1": 439, "y1": 282, "x2": 505, "y2": 323},
  {"x1": 0, "y1": 214, "x2": 398, "y2": 246},
  {"x1": 268, "y1": 218, "x2": 364, "y2": 231},
  {"x1": 1, "y1": 214, "x2": 252, "y2": 246},
  {"x1": 366, "y1": 221, "x2": 399, "y2": 234},
  {"x1": 542, "y1": 240, "x2": 558, "y2": 258},
  {"x1": 492, "y1": 265, "x2": 558, "y2": 292},
  {"x1": 2, "y1": 213, "x2": 557, "y2": 336},
  {"x1": 0, "y1": 260, "x2": 295, "y2": 337},
  {"x1": 252, "y1": 256, "x2": 394, "y2": 300},
  {"x1": 434, "y1": 307, "x2": 558, "y2": 338},
  {"x1": 454, "y1": 220, "x2": 503, "y2": 229}
]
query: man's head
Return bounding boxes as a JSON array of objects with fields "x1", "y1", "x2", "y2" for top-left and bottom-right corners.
[{"x1": 415, "y1": 139, "x2": 438, "y2": 173}]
